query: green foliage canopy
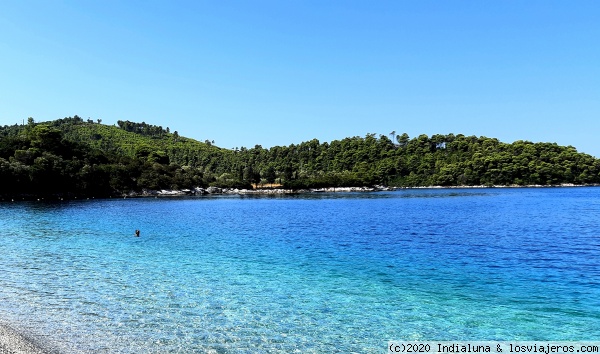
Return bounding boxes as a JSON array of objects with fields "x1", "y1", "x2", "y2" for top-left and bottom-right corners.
[{"x1": 1, "y1": 116, "x2": 599, "y2": 198}]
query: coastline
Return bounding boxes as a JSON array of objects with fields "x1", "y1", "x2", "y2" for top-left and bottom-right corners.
[
  {"x1": 0, "y1": 323, "x2": 52, "y2": 354},
  {"x1": 123, "y1": 183, "x2": 598, "y2": 197},
  {"x1": 1, "y1": 183, "x2": 598, "y2": 201}
]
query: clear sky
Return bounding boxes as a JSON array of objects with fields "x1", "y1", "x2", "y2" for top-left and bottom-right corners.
[{"x1": 1, "y1": 1, "x2": 598, "y2": 155}]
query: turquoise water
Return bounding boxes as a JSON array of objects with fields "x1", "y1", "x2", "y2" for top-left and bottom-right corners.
[{"x1": 0, "y1": 188, "x2": 599, "y2": 353}]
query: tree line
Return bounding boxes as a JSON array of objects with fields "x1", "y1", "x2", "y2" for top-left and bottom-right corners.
[
  {"x1": 0, "y1": 117, "x2": 598, "y2": 198},
  {"x1": 116, "y1": 120, "x2": 172, "y2": 138}
]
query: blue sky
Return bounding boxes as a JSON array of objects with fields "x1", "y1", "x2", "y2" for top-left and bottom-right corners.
[{"x1": 1, "y1": 1, "x2": 599, "y2": 155}]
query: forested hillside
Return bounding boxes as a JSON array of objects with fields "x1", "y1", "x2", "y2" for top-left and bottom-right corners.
[{"x1": 1, "y1": 116, "x2": 599, "y2": 198}]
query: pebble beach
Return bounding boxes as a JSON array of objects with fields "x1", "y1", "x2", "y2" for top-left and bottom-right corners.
[{"x1": 0, "y1": 324, "x2": 50, "y2": 354}]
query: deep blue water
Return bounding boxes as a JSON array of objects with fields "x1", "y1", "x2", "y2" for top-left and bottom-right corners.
[{"x1": 0, "y1": 188, "x2": 599, "y2": 353}]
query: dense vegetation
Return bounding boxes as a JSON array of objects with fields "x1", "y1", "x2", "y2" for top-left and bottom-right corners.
[{"x1": 1, "y1": 116, "x2": 599, "y2": 198}]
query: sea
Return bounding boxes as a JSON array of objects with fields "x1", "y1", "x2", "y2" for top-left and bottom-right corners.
[{"x1": 0, "y1": 188, "x2": 599, "y2": 353}]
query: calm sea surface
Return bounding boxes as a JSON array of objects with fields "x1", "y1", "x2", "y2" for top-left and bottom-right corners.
[{"x1": 0, "y1": 188, "x2": 599, "y2": 353}]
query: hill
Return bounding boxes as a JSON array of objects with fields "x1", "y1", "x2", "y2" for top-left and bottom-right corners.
[{"x1": 1, "y1": 116, "x2": 599, "y2": 198}]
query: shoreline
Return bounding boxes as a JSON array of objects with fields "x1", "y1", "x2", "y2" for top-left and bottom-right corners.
[
  {"x1": 1, "y1": 183, "x2": 598, "y2": 201},
  {"x1": 0, "y1": 323, "x2": 53, "y2": 354},
  {"x1": 123, "y1": 183, "x2": 599, "y2": 197}
]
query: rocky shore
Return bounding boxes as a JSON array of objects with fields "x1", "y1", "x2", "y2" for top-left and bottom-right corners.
[
  {"x1": 121, "y1": 183, "x2": 597, "y2": 198},
  {"x1": 123, "y1": 185, "x2": 397, "y2": 197},
  {"x1": 2, "y1": 184, "x2": 596, "y2": 202}
]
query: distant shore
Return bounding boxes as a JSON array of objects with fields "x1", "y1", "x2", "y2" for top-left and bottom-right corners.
[
  {"x1": 123, "y1": 183, "x2": 598, "y2": 197},
  {"x1": 1, "y1": 183, "x2": 598, "y2": 201}
]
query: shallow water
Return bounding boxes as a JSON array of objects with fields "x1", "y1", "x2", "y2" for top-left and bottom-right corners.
[{"x1": 0, "y1": 188, "x2": 599, "y2": 353}]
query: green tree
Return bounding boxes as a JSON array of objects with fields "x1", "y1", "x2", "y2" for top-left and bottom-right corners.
[{"x1": 264, "y1": 166, "x2": 276, "y2": 185}]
